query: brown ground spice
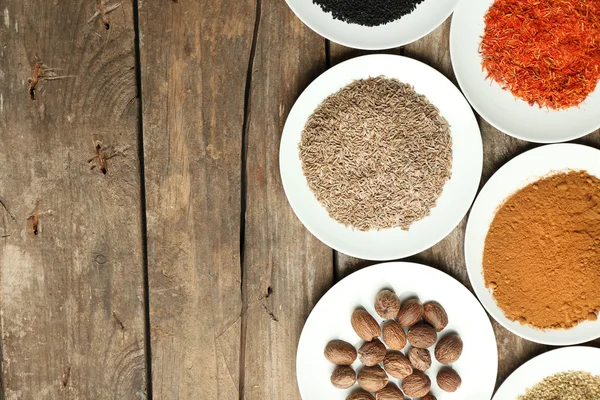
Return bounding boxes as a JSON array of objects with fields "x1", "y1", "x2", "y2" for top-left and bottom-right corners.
[{"x1": 483, "y1": 171, "x2": 600, "y2": 330}]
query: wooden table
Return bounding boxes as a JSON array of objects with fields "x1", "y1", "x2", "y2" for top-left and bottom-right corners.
[{"x1": 0, "y1": 1, "x2": 598, "y2": 399}]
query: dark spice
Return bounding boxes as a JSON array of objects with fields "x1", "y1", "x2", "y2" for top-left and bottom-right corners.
[{"x1": 313, "y1": 0, "x2": 426, "y2": 27}]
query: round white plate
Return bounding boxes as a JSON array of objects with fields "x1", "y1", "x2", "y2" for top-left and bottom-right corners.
[
  {"x1": 296, "y1": 262, "x2": 498, "y2": 400},
  {"x1": 285, "y1": 0, "x2": 458, "y2": 50},
  {"x1": 493, "y1": 347, "x2": 600, "y2": 400},
  {"x1": 280, "y1": 54, "x2": 482, "y2": 261},
  {"x1": 465, "y1": 144, "x2": 600, "y2": 345},
  {"x1": 450, "y1": 0, "x2": 600, "y2": 143}
]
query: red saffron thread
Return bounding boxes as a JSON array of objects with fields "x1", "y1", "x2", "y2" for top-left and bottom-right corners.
[{"x1": 480, "y1": 0, "x2": 600, "y2": 110}]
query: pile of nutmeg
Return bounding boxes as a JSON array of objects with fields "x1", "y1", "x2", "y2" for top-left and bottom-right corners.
[{"x1": 324, "y1": 290, "x2": 463, "y2": 399}]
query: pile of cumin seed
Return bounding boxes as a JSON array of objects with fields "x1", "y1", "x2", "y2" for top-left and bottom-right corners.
[
  {"x1": 517, "y1": 371, "x2": 600, "y2": 400},
  {"x1": 299, "y1": 76, "x2": 452, "y2": 231}
]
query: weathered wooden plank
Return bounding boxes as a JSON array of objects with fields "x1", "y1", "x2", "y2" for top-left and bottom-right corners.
[
  {"x1": 137, "y1": 0, "x2": 255, "y2": 398},
  {"x1": 137, "y1": 0, "x2": 256, "y2": 397},
  {"x1": 328, "y1": 41, "x2": 402, "y2": 67},
  {"x1": 403, "y1": 19, "x2": 454, "y2": 82},
  {"x1": 0, "y1": 0, "x2": 146, "y2": 398},
  {"x1": 241, "y1": 3, "x2": 333, "y2": 399}
]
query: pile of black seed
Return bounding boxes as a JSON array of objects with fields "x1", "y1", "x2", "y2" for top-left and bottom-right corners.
[{"x1": 314, "y1": 0, "x2": 426, "y2": 26}]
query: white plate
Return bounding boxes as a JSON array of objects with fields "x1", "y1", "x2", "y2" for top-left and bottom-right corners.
[
  {"x1": 296, "y1": 262, "x2": 498, "y2": 400},
  {"x1": 280, "y1": 54, "x2": 482, "y2": 261},
  {"x1": 493, "y1": 347, "x2": 600, "y2": 400},
  {"x1": 465, "y1": 144, "x2": 600, "y2": 345},
  {"x1": 285, "y1": 0, "x2": 458, "y2": 50},
  {"x1": 450, "y1": 0, "x2": 600, "y2": 143}
]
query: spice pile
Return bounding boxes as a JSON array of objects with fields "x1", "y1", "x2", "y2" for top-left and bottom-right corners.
[
  {"x1": 313, "y1": 0, "x2": 426, "y2": 26},
  {"x1": 299, "y1": 77, "x2": 452, "y2": 231},
  {"x1": 480, "y1": 0, "x2": 600, "y2": 109},
  {"x1": 325, "y1": 290, "x2": 463, "y2": 399},
  {"x1": 483, "y1": 171, "x2": 600, "y2": 329},
  {"x1": 518, "y1": 371, "x2": 600, "y2": 400}
]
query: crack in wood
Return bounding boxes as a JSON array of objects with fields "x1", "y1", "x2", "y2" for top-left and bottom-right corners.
[
  {"x1": 28, "y1": 59, "x2": 75, "y2": 100},
  {"x1": 0, "y1": 199, "x2": 16, "y2": 222},
  {"x1": 112, "y1": 311, "x2": 126, "y2": 331},
  {"x1": 260, "y1": 302, "x2": 278, "y2": 322},
  {"x1": 88, "y1": 141, "x2": 132, "y2": 174},
  {"x1": 27, "y1": 201, "x2": 39, "y2": 236},
  {"x1": 88, "y1": 0, "x2": 121, "y2": 30},
  {"x1": 96, "y1": 142, "x2": 107, "y2": 174},
  {"x1": 61, "y1": 365, "x2": 71, "y2": 387},
  {"x1": 215, "y1": 316, "x2": 241, "y2": 341},
  {"x1": 239, "y1": 0, "x2": 263, "y2": 397},
  {"x1": 28, "y1": 61, "x2": 43, "y2": 100}
]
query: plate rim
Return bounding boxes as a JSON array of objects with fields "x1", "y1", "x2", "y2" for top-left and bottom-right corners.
[
  {"x1": 464, "y1": 143, "x2": 600, "y2": 345},
  {"x1": 491, "y1": 346, "x2": 600, "y2": 400},
  {"x1": 283, "y1": 0, "x2": 458, "y2": 50},
  {"x1": 449, "y1": 0, "x2": 600, "y2": 143},
  {"x1": 296, "y1": 261, "x2": 499, "y2": 399},
  {"x1": 279, "y1": 53, "x2": 483, "y2": 261}
]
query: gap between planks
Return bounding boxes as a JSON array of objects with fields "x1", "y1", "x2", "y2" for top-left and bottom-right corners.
[
  {"x1": 132, "y1": 0, "x2": 153, "y2": 398},
  {"x1": 239, "y1": 0, "x2": 263, "y2": 398}
]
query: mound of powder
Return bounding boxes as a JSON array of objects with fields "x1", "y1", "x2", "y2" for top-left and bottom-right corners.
[{"x1": 483, "y1": 171, "x2": 600, "y2": 330}]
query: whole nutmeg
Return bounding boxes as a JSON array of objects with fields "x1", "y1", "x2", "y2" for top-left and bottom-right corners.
[
  {"x1": 402, "y1": 371, "x2": 431, "y2": 398},
  {"x1": 346, "y1": 390, "x2": 376, "y2": 400},
  {"x1": 382, "y1": 320, "x2": 407, "y2": 350},
  {"x1": 397, "y1": 298, "x2": 424, "y2": 327},
  {"x1": 376, "y1": 383, "x2": 404, "y2": 400},
  {"x1": 358, "y1": 339, "x2": 387, "y2": 366},
  {"x1": 407, "y1": 324, "x2": 437, "y2": 348},
  {"x1": 358, "y1": 366, "x2": 388, "y2": 392},
  {"x1": 324, "y1": 340, "x2": 357, "y2": 365},
  {"x1": 423, "y1": 302, "x2": 448, "y2": 332},
  {"x1": 375, "y1": 290, "x2": 401, "y2": 319},
  {"x1": 407, "y1": 347, "x2": 432, "y2": 371},
  {"x1": 352, "y1": 309, "x2": 381, "y2": 341},
  {"x1": 435, "y1": 334, "x2": 463, "y2": 364},
  {"x1": 437, "y1": 368, "x2": 462, "y2": 392},
  {"x1": 420, "y1": 393, "x2": 437, "y2": 400},
  {"x1": 383, "y1": 352, "x2": 413, "y2": 379},
  {"x1": 331, "y1": 365, "x2": 356, "y2": 389}
]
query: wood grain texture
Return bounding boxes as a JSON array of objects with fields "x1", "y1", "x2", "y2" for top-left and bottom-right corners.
[
  {"x1": 327, "y1": 41, "x2": 402, "y2": 67},
  {"x1": 0, "y1": 0, "x2": 146, "y2": 399},
  {"x1": 137, "y1": 0, "x2": 255, "y2": 398},
  {"x1": 403, "y1": 19, "x2": 454, "y2": 82},
  {"x1": 241, "y1": 2, "x2": 332, "y2": 399}
]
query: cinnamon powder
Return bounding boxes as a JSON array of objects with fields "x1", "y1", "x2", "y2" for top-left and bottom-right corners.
[{"x1": 483, "y1": 171, "x2": 600, "y2": 330}]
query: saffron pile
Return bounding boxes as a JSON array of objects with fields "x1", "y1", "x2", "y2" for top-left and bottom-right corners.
[{"x1": 480, "y1": 0, "x2": 600, "y2": 110}]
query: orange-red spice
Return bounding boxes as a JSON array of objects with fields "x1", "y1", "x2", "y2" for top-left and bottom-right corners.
[{"x1": 480, "y1": 0, "x2": 600, "y2": 110}]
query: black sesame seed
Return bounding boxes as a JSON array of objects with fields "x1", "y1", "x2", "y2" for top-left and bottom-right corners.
[{"x1": 314, "y1": 0, "x2": 427, "y2": 27}]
